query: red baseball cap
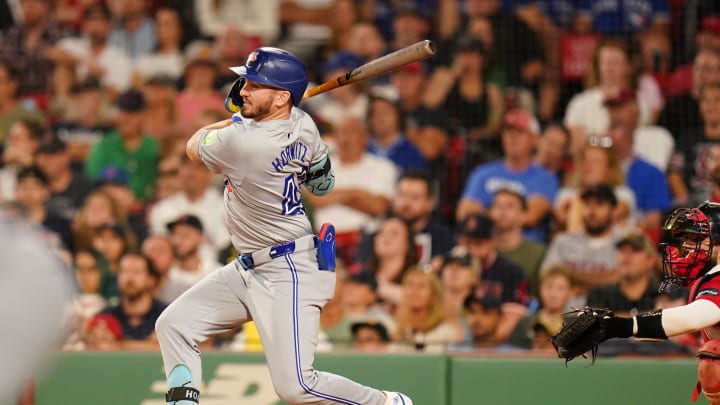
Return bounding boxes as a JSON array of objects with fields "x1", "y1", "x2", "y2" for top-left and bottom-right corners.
[{"x1": 701, "y1": 16, "x2": 720, "y2": 35}]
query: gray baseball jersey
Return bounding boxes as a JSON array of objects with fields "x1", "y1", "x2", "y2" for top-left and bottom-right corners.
[
  {"x1": 156, "y1": 107, "x2": 388, "y2": 405},
  {"x1": 198, "y1": 108, "x2": 324, "y2": 252}
]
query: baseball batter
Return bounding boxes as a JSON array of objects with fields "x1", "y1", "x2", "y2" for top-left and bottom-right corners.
[{"x1": 155, "y1": 47, "x2": 412, "y2": 405}]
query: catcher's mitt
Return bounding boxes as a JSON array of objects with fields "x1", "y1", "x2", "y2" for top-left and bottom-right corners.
[{"x1": 550, "y1": 307, "x2": 614, "y2": 366}]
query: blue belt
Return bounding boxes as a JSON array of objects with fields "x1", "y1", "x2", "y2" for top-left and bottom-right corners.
[{"x1": 238, "y1": 235, "x2": 318, "y2": 270}]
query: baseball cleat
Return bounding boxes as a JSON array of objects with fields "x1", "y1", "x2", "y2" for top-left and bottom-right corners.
[
  {"x1": 383, "y1": 391, "x2": 413, "y2": 405},
  {"x1": 166, "y1": 364, "x2": 199, "y2": 404}
]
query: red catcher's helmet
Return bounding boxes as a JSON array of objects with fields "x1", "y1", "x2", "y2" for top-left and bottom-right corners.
[{"x1": 659, "y1": 208, "x2": 713, "y2": 290}]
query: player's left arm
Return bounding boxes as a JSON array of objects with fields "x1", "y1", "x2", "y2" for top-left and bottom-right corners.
[
  {"x1": 186, "y1": 119, "x2": 234, "y2": 163},
  {"x1": 603, "y1": 300, "x2": 720, "y2": 341}
]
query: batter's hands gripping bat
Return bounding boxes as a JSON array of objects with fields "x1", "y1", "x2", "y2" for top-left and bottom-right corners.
[{"x1": 302, "y1": 40, "x2": 436, "y2": 100}]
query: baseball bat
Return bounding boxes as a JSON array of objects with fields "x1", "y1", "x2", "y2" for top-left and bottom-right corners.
[{"x1": 302, "y1": 40, "x2": 436, "y2": 100}]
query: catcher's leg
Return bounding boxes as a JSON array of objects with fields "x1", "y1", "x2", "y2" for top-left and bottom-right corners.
[{"x1": 698, "y1": 340, "x2": 720, "y2": 405}]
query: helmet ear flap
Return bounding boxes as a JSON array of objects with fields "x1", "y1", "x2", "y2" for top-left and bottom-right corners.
[{"x1": 224, "y1": 78, "x2": 245, "y2": 113}]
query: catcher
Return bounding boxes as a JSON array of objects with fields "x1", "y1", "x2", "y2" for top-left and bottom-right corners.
[{"x1": 551, "y1": 202, "x2": 720, "y2": 403}]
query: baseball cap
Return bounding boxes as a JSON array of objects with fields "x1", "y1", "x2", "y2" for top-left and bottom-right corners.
[
  {"x1": 114, "y1": 89, "x2": 146, "y2": 112},
  {"x1": 346, "y1": 271, "x2": 378, "y2": 292},
  {"x1": 443, "y1": 246, "x2": 473, "y2": 267},
  {"x1": 395, "y1": 62, "x2": 424, "y2": 75},
  {"x1": 36, "y1": 137, "x2": 67, "y2": 154},
  {"x1": 580, "y1": 184, "x2": 618, "y2": 206},
  {"x1": 457, "y1": 213, "x2": 495, "y2": 240},
  {"x1": 87, "y1": 313, "x2": 123, "y2": 340},
  {"x1": 166, "y1": 214, "x2": 204, "y2": 233},
  {"x1": 350, "y1": 319, "x2": 390, "y2": 342},
  {"x1": 503, "y1": 108, "x2": 540, "y2": 135},
  {"x1": 322, "y1": 51, "x2": 364, "y2": 76},
  {"x1": 615, "y1": 232, "x2": 655, "y2": 253},
  {"x1": 97, "y1": 166, "x2": 130, "y2": 187},
  {"x1": 701, "y1": 16, "x2": 720, "y2": 35},
  {"x1": 463, "y1": 288, "x2": 501, "y2": 311},
  {"x1": 603, "y1": 87, "x2": 636, "y2": 107}
]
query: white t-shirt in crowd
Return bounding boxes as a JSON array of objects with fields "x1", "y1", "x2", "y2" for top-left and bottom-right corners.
[{"x1": 57, "y1": 37, "x2": 132, "y2": 92}]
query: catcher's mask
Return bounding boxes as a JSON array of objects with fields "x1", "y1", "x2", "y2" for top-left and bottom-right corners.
[{"x1": 659, "y1": 208, "x2": 713, "y2": 291}]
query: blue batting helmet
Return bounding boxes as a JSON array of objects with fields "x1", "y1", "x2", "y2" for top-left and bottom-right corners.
[{"x1": 228, "y1": 47, "x2": 308, "y2": 107}]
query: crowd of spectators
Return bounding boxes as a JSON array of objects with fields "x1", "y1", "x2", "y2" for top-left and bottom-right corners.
[{"x1": 1, "y1": 0, "x2": 717, "y2": 358}]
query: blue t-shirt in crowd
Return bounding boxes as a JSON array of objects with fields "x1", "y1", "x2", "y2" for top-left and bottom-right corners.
[
  {"x1": 368, "y1": 136, "x2": 429, "y2": 172},
  {"x1": 578, "y1": 0, "x2": 669, "y2": 36},
  {"x1": 462, "y1": 160, "x2": 559, "y2": 242},
  {"x1": 534, "y1": 0, "x2": 579, "y2": 29},
  {"x1": 626, "y1": 157, "x2": 671, "y2": 213}
]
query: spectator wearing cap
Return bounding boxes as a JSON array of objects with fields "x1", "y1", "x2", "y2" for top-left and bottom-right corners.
[
  {"x1": 440, "y1": 246, "x2": 479, "y2": 325},
  {"x1": 587, "y1": 232, "x2": 661, "y2": 316},
  {"x1": 95, "y1": 165, "x2": 149, "y2": 244},
  {"x1": 507, "y1": 265, "x2": 573, "y2": 350},
  {"x1": 541, "y1": 183, "x2": 621, "y2": 309},
  {"x1": 142, "y1": 235, "x2": 190, "y2": 304},
  {"x1": 14, "y1": 166, "x2": 73, "y2": 250},
  {"x1": 489, "y1": 188, "x2": 546, "y2": 294},
  {"x1": 35, "y1": 137, "x2": 93, "y2": 222},
  {"x1": 85, "y1": 89, "x2": 160, "y2": 202},
  {"x1": 668, "y1": 82, "x2": 720, "y2": 207},
  {"x1": 670, "y1": 15, "x2": 720, "y2": 98},
  {"x1": 351, "y1": 319, "x2": 391, "y2": 352},
  {"x1": 55, "y1": 3, "x2": 133, "y2": 97},
  {"x1": 149, "y1": 153, "x2": 229, "y2": 258},
  {"x1": 457, "y1": 213, "x2": 530, "y2": 343},
  {"x1": 659, "y1": 49, "x2": 720, "y2": 142},
  {"x1": 423, "y1": 36, "x2": 504, "y2": 162},
  {"x1": 132, "y1": 8, "x2": 184, "y2": 86},
  {"x1": 389, "y1": 3, "x2": 432, "y2": 50},
  {"x1": 166, "y1": 215, "x2": 222, "y2": 287},
  {"x1": 564, "y1": 39, "x2": 658, "y2": 152},
  {"x1": 366, "y1": 93, "x2": 429, "y2": 172},
  {"x1": 451, "y1": 289, "x2": 503, "y2": 350},
  {"x1": 554, "y1": 140, "x2": 636, "y2": 233},
  {"x1": 176, "y1": 41, "x2": 226, "y2": 137},
  {"x1": 305, "y1": 51, "x2": 368, "y2": 130},
  {"x1": 0, "y1": 62, "x2": 44, "y2": 144},
  {"x1": 604, "y1": 88, "x2": 672, "y2": 233},
  {"x1": 83, "y1": 313, "x2": 124, "y2": 351},
  {"x1": 100, "y1": 253, "x2": 166, "y2": 349},
  {"x1": 458, "y1": 108, "x2": 558, "y2": 242},
  {"x1": 107, "y1": 0, "x2": 156, "y2": 60},
  {"x1": 0, "y1": 118, "x2": 46, "y2": 202},
  {"x1": 394, "y1": 268, "x2": 463, "y2": 352},
  {"x1": 326, "y1": 272, "x2": 395, "y2": 349},
  {"x1": 52, "y1": 77, "x2": 114, "y2": 165},
  {"x1": 303, "y1": 117, "x2": 396, "y2": 267}
]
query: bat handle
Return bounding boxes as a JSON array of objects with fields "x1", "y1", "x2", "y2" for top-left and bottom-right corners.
[{"x1": 302, "y1": 79, "x2": 342, "y2": 100}]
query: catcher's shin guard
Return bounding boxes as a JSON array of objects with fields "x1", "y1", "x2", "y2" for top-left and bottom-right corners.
[
  {"x1": 696, "y1": 340, "x2": 720, "y2": 404},
  {"x1": 166, "y1": 364, "x2": 199, "y2": 404}
]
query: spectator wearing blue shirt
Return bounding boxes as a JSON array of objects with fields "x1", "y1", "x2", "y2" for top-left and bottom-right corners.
[
  {"x1": 108, "y1": 0, "x2": 157, "y2": 60},
  {"x1": 458, "y1": 108, "x2": 559, "y2": 242},
  {"x1": 576, "y1": 0, "x2": 670, "y2": 38},
  {"x1": 366, "y1": 94, "x2": 429, "y2": 172},
  {"x1": 605, "y1": 88, "x2": 671, "y2": 232}
]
